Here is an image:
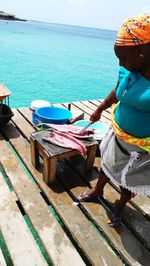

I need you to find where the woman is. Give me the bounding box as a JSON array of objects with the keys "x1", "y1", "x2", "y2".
[{"x1": 78, "y1": 14, "x2": 150, "y2": 227}]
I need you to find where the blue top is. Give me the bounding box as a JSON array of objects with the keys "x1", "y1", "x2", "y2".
[{"x1": 115, "y1": 67, "x2": 150, "y2": 137}]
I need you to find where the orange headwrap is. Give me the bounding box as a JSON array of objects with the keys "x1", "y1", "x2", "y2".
[{"x1": 115, "y1": 13, "x2": 150, "y2": 46}]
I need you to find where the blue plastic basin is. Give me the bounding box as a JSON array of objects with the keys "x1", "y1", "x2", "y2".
[
  {"x1": 74, "y1": 120, "x2": 109, "y2": 132},
  {"x1": 74, "y1": 120, "x2": 110, "y2": 140},
  {"x1": 35, "y1": 106, "x2": 72, "y2": 124}
]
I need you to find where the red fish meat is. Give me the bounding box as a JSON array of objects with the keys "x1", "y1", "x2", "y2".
[
  {"x1": 43, "y1": 130, "x2": 87, "y2": 157},
  {"x1": 45, "y1": 123, "x2": 94, "y2": 137}
]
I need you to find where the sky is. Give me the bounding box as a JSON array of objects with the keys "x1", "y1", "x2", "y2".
[{"x1": 0, "y1": 0, "x2": 150, "y2": 30}]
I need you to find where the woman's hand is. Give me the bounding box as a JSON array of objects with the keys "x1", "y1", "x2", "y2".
[
  {"x1": 90, "y1": 86, "x2": 118, "y2": 123},
  {"x1": 89, "y1": 85, "x2": 118, "y2": 123},
  {"x1": 90, "y1": 108, "x2": 102, "y2": 123}
]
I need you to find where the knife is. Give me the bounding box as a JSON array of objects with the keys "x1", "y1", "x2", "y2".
[{"x1": 79, "y1": 121, "x2": 93, "y2": 134}]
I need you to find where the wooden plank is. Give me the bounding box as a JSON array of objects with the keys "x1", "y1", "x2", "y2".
[
  {"x1": 0, "y1": 124, "x2": 41, "y2": 192},
  {"x1": 131, "y1": 196, "x2": 150, "y2": 217},
  {"x1": 81, "y1": 100, "x2": 111, "y2": 120},
  {"x1": 58, "y1": 161, "x2": 150, "y2": 265},
  {"x1": 18, "y1": 107, "x2": 33, "y2": 125},
  {"x1": 0, "y1": 173, "x2": 47, "y2": 266},
  {"x1": 72, "y1": 101, "x2": 111, "y2": 124},
  {"x1": 1, "y1": 118, "x2": 122, "y2": 265},
  {"x1": 18, "y1": 107, "x2": 32, "y2": 122},
  {"x1": 11, "y1": 108, "x2": 34, "y2": 139},
  {"x1": 90, "y1": 99, "x2": 112, "y2": 114},
  {"x1": 0, "y1": 248, "x2": 7, "y2": 266},
  {"x1": 62, "y1": 103, "x2": 90, "y2": 120},
  {"x1": 44, "y1": 187, "x2": 123, "y2": 266},
  {"x1": 0, "y1": 136, "x2": 86, "y2": 266}
]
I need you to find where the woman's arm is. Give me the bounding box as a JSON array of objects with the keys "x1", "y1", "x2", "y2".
[{"x1": 90, "y1": 83, "x2": 119, "y2": 123}]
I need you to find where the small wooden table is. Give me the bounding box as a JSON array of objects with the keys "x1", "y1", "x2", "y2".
[{"x1": 30, "y1": 130, "x2": 98, "y2": 185}]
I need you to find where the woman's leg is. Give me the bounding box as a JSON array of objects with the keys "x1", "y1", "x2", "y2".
[
  {"x1": 114, "y1": 186, "x2": 132, "y2": 217},
  {"x1": 108, "y1": 186, "x2": 132, "y2": 227},
  {"x1": 92, "y1": 169, "x2": 110, "y2": 196},
  {"x1": 78, "y1": 169, "x2": 110, "y2": 200},
  {"x1": 113, "y1": 187, "x2": 132, "y2": 217}
]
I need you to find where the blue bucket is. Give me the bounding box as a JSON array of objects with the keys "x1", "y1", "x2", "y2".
[
  {"x1": 35, "y1": 106, "x2": 72, "y2": 124},
  {"x1": 30, "y1": 100, "x2": 51, "y2": 124}
]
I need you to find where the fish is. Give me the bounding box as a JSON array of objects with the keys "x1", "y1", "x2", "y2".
[
  {"x1": 43, "y1": 130, "x2": 87, "y2": 157},
  {"x1": 42, "y1": 123, "x2": 94, "y2": 137}
]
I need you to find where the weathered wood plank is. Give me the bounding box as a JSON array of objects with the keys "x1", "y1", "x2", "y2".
[
  {"x1": 18, "y1": 107, "x2": 32, "y2": 121},
  {"x1": 18, "y1": 107, "x2": 34, "y2": 126},
  {"x1": 0, "y1": 173, "x2": 47, "y2": 266},
  {"x1": 59, "y1": 161, "x2": 150, "y2": 265},
  {"x1": 0, "y1": 136, "x2": 86, "y2": 266},
  {"x1": 81, "y1": 100, "x2": 111, "y2": 120},
  {"x1": 1, "y1": 117, "x2": 122, "y2": 265},
  {"x1": 62, "y1": 103, "x2": 90, "y2": 120},
  {"x1": 11, "y1": 108, "x2": 34, "y2": 139},
  {"x1": 45, "y1": 184, "x2": 123, "y2": 266},
  {"x1": 131, "y1": 196, "x2": 150, "y2": 217},
  {"x1": 90, "y1": 99, "x2": 112, "y2": 114},
  {"x1": 72, "y1": 101, "x2": 110, "y2": 124},
  {"x1": 0, "y1": 248, "x2": 7, "y2": 266}
]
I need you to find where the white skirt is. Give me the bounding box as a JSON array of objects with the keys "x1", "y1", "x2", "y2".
[{"x1": 100, "y1": 129, "x2": 150, "y2": 196}]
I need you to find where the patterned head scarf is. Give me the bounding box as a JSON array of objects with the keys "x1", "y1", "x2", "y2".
[{"x1": 115, "y1": 14, "x2": 150, "y2": 46}]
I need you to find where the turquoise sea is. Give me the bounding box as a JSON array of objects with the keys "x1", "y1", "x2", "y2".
[{"x1": 0, "y1": 20, "x2": 119, "y2": 108}]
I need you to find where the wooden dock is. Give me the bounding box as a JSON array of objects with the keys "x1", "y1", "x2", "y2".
[{"x1": 0, "y1": 99, "x2": 150, "y2": 266}]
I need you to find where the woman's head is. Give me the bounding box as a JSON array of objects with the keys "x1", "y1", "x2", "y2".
[
  {"x1": 114, "y1": 43, "x2": 150, "y2": 72},
  {"x1": 114, "y1": 14, "x2": 150, "y2": 73}
]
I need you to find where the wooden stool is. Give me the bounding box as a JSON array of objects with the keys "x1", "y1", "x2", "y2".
[{"x1": 30, "y1": 130, "x2": 98, "y2": 185}]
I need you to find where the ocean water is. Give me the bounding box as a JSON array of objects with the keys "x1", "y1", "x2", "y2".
[{"x1": 0, "y1": 20, "x2": 119, "y2": 108}]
